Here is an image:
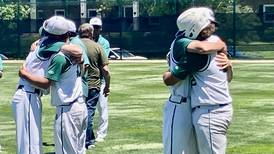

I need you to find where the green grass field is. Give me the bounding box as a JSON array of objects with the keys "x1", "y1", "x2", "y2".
[{"x1": 0, "y1": 60, "x2": 274, "y2": 154}]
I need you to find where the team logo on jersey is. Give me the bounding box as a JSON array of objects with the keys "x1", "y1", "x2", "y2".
[{"x1": 48, "y1": 70, "x2": 54, "y2": 75}]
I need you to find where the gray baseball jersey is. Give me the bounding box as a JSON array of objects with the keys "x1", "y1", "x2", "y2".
[
  {"x1": 191, "y1": 35, "x2": 233, "y2": 154},
  {"x1": 191, "y1": 35, "x2": 232, "y2": 107}
]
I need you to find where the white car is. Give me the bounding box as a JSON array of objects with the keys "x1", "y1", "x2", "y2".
[
  {"x1": 0, "y1": 54, "x2": 8, "y2": 60},
  {"x1": 108, "y1": 48, "x2": 147, "y2": 60}
]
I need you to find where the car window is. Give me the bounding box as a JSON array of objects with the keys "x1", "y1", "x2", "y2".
[
  {"x1": 116, "y1": 50, "x2": 134, "y2": 57},
  {"x1": 108, "y1": 50, "x2": 118, "y2": 59}
]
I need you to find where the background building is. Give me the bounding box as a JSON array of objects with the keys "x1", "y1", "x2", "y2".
[{"x1": 0, "y1": 0, "x2": 274, "y2": 59}]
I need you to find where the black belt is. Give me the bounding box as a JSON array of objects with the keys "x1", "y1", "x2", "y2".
[
  {"x1": 169, "y1": 95, "x2": 187, "y2": 104},
  {"x1": 59, "y1": 96, "x2": 85, "y2": 107},
  {"x1": 192, "y1": 103, "x2": 229, "y2": 112},
  {"x1": 18, "y1": 85, "x2": 41, "y2": 95}
]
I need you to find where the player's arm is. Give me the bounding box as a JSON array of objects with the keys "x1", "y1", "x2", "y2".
[
  {"x1": 163, "y1": 71, "x2": 180, "y2": 86},
  {"x1": 61, "y1": 44, "x2": 83, "y2": 64},
  {"x1": 19, "y1": 55, "x2": 66, "y2": 89},
  {"x1": 82, "y1": 49, "x2": 90, "y2": 77},
  {"x1": 101, "y1": 64, "x2": 110, "y2": 97},
  {"x1": 187, "y1": 39, "x2": 227, "y2": 54},
  {"x1": 19, "y1": 66, "x2": 52, "y2": 89},
  {"x1": 30, "y1": 39, "x2": 40, "y2": 52},
  {"x1": 215, "y1": 52, "x2": 233, "y2": 82},
  {"x1": 99, "y1": 46, "x2": 111, "y2": 97}
]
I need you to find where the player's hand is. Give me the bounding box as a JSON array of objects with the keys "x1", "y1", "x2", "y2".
[
  {"x1": 215, "y1": 52, "x2": 232, "y2": 70},
  {"x1": 217, "y1": 39, "x2": 227, "y2": 54},
  {"x1": 103, "y1": 86, "x2": 110, "y2": 97},
  {"x1": 30, "y1": 40, "x2": 39, "y2": 52},
  {"x1": 18, "y1": 65, "x2": 27, "y2": 78}
]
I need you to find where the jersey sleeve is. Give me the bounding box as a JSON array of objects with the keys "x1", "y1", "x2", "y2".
[
  {"x1": 172, "y1": 38, "x2": 192, "y2": 62},
  {"x1": 170, "y1": 38, "x2": 192, "y2": 79},
  {"x1": 46, "y1": 55, "x2": 67, "y2": 82},
  {"x1": 171, "y1": 37, "x2": 209, "y2": 78}
]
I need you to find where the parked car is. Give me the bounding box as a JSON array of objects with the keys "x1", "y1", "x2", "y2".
[
  {"x1": 108, "y1": 48, "x2": 147, "y2": 60},
  {"x1": 0, "y1": 54, "x2": 8, "y2": 60}
]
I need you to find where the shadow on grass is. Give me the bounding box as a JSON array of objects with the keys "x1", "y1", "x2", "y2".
[{"x1": 44, "y1": 152, "x2": 55, "y2": 154}]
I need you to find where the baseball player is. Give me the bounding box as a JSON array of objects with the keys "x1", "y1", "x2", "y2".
[
  {"x1": 11, "y1": 16, "x2": 71, "y2": 154},
  {"x1": 78, "y1": 23, "x2": 110, "y2": 149},
  {"x1": 163, "y1": 7, "x2": 228, "y2": 154},
  {"x1": 89, "y1": 17, "x2": 111, "y2": 142},
  {"x1": 163, "y1": 7, "x2": 233, "y2": 154},
  {"x1": 19, "y1": 35, "x2": 87, "y2": 154},
  {"x1": 12, "y1": 16, "x2": 84, "y2": 154}
]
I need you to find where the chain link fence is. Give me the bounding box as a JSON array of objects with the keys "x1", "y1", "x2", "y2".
[{"x1": 0, "y1": 0, "x2": 274, "y2": 59}]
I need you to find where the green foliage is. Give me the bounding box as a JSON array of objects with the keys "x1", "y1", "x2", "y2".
[
  {"x1": 139, "y1": 1, "x2": 177, "y2": 16},
  {"x1": 0, "y1": 3, "x2": 30, "y2": 20},
  {"x1": 96, "y1": 1, "x2": 113, "y2": 17}
]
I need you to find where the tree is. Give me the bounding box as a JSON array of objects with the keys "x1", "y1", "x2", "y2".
[
  {"x1": 0, "y1": 3, "x2": 30, "y2": 57},
  {"x1": 0, "y1": 3, "x2": 30, "y2": 20}
]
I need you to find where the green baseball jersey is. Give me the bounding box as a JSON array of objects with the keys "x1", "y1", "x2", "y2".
[
  {"x1": 170, "y1": 37, "x2": 208, "y2": 79},
  {"x1": 46, "y1": 54, "x2": 71, "y2": 82},
  {"x1": 0, "y1": 57, "x2": 3, "y2": 71},
  {"x1": 80, "y1": 38, "x2": 109, "y2": 90},
  {"x1": 47, "y1": 52, "x2": 83, "y2": 106},
  {"x1": 37, "y1": 37, "x2": 65, "y2": 59},
  {"x1": 97, "y1": 35, "x2": 110, "y2": 57}
]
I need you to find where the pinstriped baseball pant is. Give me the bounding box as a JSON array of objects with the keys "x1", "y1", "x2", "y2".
[
  {"x1": 163, "y1": 99, "x2": 198, "y2": 154},
  {"x1": 54, "y1": 101, "x2": 87, "y2": 154},
  {"x1": 192, "y1": 104, "x2": 233, "y2": 154},
  {"x1": 12, "y1": 88, "x2": 43, "y2": 154}
]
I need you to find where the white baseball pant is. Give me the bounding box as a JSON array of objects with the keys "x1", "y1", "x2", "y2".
[
  {"x1": 12, "y1": 86, "x2": 42, "y2": 154},
  {"x1": 96, "y1": 79, "x2": 109, "y2": 139},
  {"x1": 163, "y1": 96, "x2": 198, "y2": 154},
  {"x1": 54, "y1": 100, "x2": 87, "y2": 154},
  {"x1": 192, "y1": 104, "x2": 233, "y2": 154}
]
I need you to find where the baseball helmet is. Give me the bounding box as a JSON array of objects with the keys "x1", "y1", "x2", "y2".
[
  {"x1": 176, "y1": 8, "x2": 211, "y2": 39},
  {"x1": 66, "y1": 19, "x2": 77, "y2": 37},
  {"x1": 89, "y1": 17, "x2": 102, "y2": 26},
  {"x1": 42, "y1": 16, "x2": 69, "y2": 35},
  {"x1": 197, "y1": 7, "x2": 218, "y2": 26}
]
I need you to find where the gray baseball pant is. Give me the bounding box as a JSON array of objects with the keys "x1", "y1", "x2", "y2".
[{"x1": 192, "y1": 104, "x2": 233, "y2": 154}]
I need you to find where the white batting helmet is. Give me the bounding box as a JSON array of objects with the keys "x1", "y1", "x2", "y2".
[
  {"x1": 67, "y1": 19, "x2": 76, "y2": 33},
  {"x1": 177, "y1": 8, "x2": 211, "y2": 39},
  {"x1": 89, "y1": 17, "x2": 102, "y2": 26},
  {"x1": 197, "y1": 7, "x2": 218, "y2": 25},
  {"x1": 42, "y1": 16, "x2": 69, "y2": 35},
  {"x1": 66, "y1": 19, "x2": 77, "y2": 37}
]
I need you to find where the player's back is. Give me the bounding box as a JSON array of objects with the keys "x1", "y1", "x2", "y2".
[
  {"x1": 19, "y1": 37, "x2": 64, "y2": 91},
  {"x1": 191, "y1": 35, "x2": 232, "y2": 107}
]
